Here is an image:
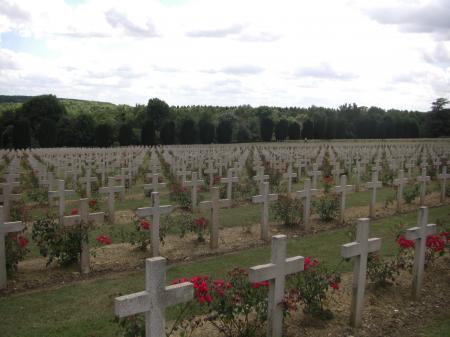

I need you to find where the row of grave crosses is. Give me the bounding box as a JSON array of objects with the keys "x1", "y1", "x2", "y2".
[{"x1": 114, "y1": 206, "x2": 436, "y2": 337}]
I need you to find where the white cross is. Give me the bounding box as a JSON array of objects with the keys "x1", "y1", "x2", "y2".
[
  {"x1": 334, "y1": 175, "x2": 353, "y2": 223},
  {"x1": 48, "y1": 179, "x2": 76, "y2": 223},
  {"x1": 204, "y1": 165, "x2": 218, "y2": 187},
  {"x1": 438, "y1": 166, "x2": 449, "y2": 203},
  {"x1": 0, "y1": 206, "x2": 24, "y2": 289},
  {"x1": 199, "y1": 186, "x2": 230, "y2": 249},
  {"x1": 144, "y1": 173, "x2": 167, "y2": 193},
  {"x1": 136, "y1": 192, "x2": 173, "y2": 257},
  {"x1": 416, "y1": 168, "x2": 430, "y2": 206},
  {"x1": 309, "y1": 163, "x2": 322, "y2": 189},
  {"x1": 393, "y1": 169, "x2": 408, "y2": 212},
  {"x1": 176, "y1": 167, "x2": 190, "y2": 184},
  {"x1": 249, "y1": 235, "x2": 304, "y2": 337},
  {"x1": 252, "y1": 182, "x2": 278, "y2": 241},
  {"x1": 0, "y1": 183, "x2": 21, "y2": 222},
  {"x1": 62, "y1": 198, "x2": 104, "y2": 274},
  {"x1": 295, "y1": 178, "x2": 318, "y2": 230},
  {"x1": 253, "y1": 167, "x2": 269, "y2": 193},
  {"x1": 282, "y1": 164, "x2": 297, "y2": 193},
  {"x1": 79, "y1": 167, "x2": 98, "y2": 198},
  {"x1": 331, "y1": 162, "x2": 344, "y2": 182},
  {"x1": 352, "y1": 161, "x2": 364, "y2": 192},
  {"x1": 405, "y1": 206, "x2": 436, "y2": 299},
  {"x1": 99, "y1": 177, "x2": 125, "y2": 223},
  {"x1": 341, "y1": 218, "x2": 381, "y2": 327},
  {"x1": 115, "y1": 257, "x2": 194, "y2": 337},
  {"x1": 366, "y1": 170, "x2": 382, "y2": 218},
  {"x1": 220, "y1": 168, "x2": 238, "y2": 203},
  {"x1": 183, "y1": 172, "x2": 204, "y2": 211}
]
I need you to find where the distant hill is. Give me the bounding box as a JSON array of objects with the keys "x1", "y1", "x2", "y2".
[{"x1": 0, "y1": 95, "x2": 123, "y2": 115}]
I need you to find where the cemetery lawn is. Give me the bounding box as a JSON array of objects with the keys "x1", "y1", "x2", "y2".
[
  {"x1": 1, "y1": 205, "x2": 449, "y2": 337},
  {"x1": 420, "y1": 313, "x2": 450, "y2": 337}
]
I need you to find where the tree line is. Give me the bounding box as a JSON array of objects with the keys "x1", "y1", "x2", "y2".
[{"x1": 0, "y1": 95, "x2": 448, "y2": 149}]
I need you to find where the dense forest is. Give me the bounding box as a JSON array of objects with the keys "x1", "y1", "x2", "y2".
[{"x1": 0, "y1": 94, "x2": 449, "y2": 149}]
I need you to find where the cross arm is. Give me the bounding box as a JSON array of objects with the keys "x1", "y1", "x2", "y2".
[
  {"x1": 285, "y1": 256, "x2": 304, "y2": 275},
  {"x1": 341, "y1": 242, "x2": 360, "y2": 259},
  {"x1": 115, "y1": 291, "x2": 150, "y2": 318},
  {"x1": 165, "y1": 282, "x2": 194, "y2": 307},
  {"x1": 0, "y1": 221, "x2": 24, "y2": 234},
  {"x1": 405, "y1": 224, "x2": 436, "y2": 241},
  {"x1": 249, "y1": 263, "x2": 275, "y2": 283},
  {"x1": 136, "y1": 207, "x2": 153, "y2": 218},
  {"x1": 367, "y1": 238, "x2": 382, "y2": 253},
  {"x1": 199, "y1": 201, "x2": 212, "y2": 210},
  {"x1": 252, "y1": 195, "x2": 263, "y2": 203},
  {"x1": 219, "y1": 199, "x2": 231, "y2": 208},
  {"x1": 160, "y1": 205, "x2": 173, "y2": 215},
  {"x1": 63, "y1": 215, "x2": 82, "y2": 227}
]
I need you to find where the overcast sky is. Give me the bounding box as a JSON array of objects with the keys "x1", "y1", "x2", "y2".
[{"x1": 0, "y1": 0, "x2": 449, "y2": 111}]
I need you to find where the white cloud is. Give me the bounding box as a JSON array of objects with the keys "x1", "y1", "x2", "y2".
[{"x1": 0, "y1": 0, "x2": 448, "y2": 110}]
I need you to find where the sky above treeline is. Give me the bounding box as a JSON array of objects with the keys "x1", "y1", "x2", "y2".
[{"x1": 0, "y1": 0, "x2": 449, "y2": 111}]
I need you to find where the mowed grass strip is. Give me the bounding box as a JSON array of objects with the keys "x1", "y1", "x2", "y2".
[{"x1": 1, "y1": 205, "x2": 449, "y2": 337}]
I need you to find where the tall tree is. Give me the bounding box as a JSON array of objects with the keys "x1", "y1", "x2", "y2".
[
  {"x1": 198, "y1": 119, "x2": 215, "y2": 144},
  {"x1": 74, "y1": 113, "x2": 95, "y2": 146},
  {"x1": 288, "y1": 122, "x2": 301, "y2": 140},
  {"x1": 20, "y1": 95, "x2": 66, "y2": 132},
  {"x1": 95, "y1": 123, "x2": 114, "y2": 147},
  {"x1": 118, "y1": 123, "x2": 134, "y2": 146},
  {"x1": 147, "y1": 98, "x2": 170, "y2": 131},
  {"x1": 160, "y1": 121, "x2": 175, "y2": 145},
  {"x1": 179, "y1": 118, "x2": 197, "y2": 144},
  {"x1": 275, "y1": 119, "x2": 289, "y2": 141},
  {"x1": 260, "y1": 117, "x2": 274, "y2": 142},
  {"x1": 37, "y1": 119, "x2": 57, "y2": 147},
  {"x1": 12, "y1": 120, "x2": 31, "y2": 148},
  {"x1": 302, "y1": 119, "x2": 314, "y2": 139},
  {"x1": 141, "y1": 120, "x2": 155, "y2": 145}
]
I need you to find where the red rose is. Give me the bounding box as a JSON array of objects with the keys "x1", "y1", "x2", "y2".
[
  {"x1": 396, "y1": 235, "x2": 415, "y2": 249},
  {"x1": 195, "y1": 217, "x2": 208, "y2": 228},
  {"x1": 96, "y1": 235, "x2": 112, "y2": 245},
  {"x1": 330, "y1": 282, "x2": 339, "y2": 290},
  {"x1": 139, "y1": 219, "x2": 151, "y2": 230},
  {"x1": 17, "y1": 235, "x2": 29, "y2": 248},
  {"x1": 89, "y1": 200, "x2": 97, "y2": 207},
  {"x1": 71, "y1": 208, "x2": 78, "y2": 215}
]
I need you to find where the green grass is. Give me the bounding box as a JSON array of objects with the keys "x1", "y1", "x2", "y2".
[
  {"x1": 1, "y1": 205, "x2": 449, "y2": 337},
  {"x1": 419, "y1": 311, "x2": 450, "y2": 337}
]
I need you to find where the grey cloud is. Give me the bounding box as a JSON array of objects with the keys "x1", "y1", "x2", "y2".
[
  {"x1": 295, "y1": 63, "x2": 356, "y2": 80},
  {"x1": 0, "y1": 1, "x2": 29, "y2": 22},
  {"x1": 423, "y1": 42, "x2": 450, "y2": 66},
  {"x1": 0, "y1": 50, "x2": 19, "y2": 70},
  {"x1": 105, "y1": 10, "x2": 159, "y2": 37},
  {"x1": 366, "y1": 0, "x2": 450, "y2": 40},
  {"x1": 204, "y1": 65, "x2": 264, "y2": 75},
  {"x1": 186, "y1": 24, "x2": 244, "y2": 38}
]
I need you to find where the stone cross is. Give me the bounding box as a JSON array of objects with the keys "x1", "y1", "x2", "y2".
[
  {"x1": 220, "y1": 168, "x2": 238, "y2": 203},
  {"x1": 334, "y1": 175, "x2": 353, "y2": 223},
  {"x1": 0, "y1": 183, "x2": 21, "y2": 222},
  {"x1": 79, "y1": 167, "x2": 97, "y2": 198},
  {"x1": 249, "y1": 235, "x2": 304, "y2": 337},
  {"x1": 331, "y1": 162, "x2": 344, "y2": 182},
  {"x1": 115, "y1": 257, "x2": 194, "y2": 337},
  {"x1": 294, "y1": 159, "x2": 307, "y2": 180},
  {"x1": 437, "y1": 166, "x2": 449, "y2": 203},
  {"x1": 405, "y1": 161, "x2": 415, "y2": 179},
  {"x1": 99, "y1": 177, "x2": 125, "y2": 223},
  {"x1": 176, "y1": 167, "x2": 190, "y2": 184},
  {"x1": 416, "y1": 168, "x2": 430, "y2": 206},
  {"x1": 144, "y1": 173, "x2": 167, "y2": 193},
  {"x1": 183, "y1": 172, "x2": 204, "y2": 211},
  {"x1": 204, "y1": 164, "x2": 218, "y2": 187},
  {"x1": 253, "y1": 168, "x2": 269, "y2": 193},
  {"x1": 295, "y1": 178, "x2": 318, "y2": 231},
  {"x1": 48, "y1": 179, "x2": 76, "y2": 223},
  {"x1": 282, "y1": 164, "x2": 297, "y2": 193},
  {"x1": 405, "y1": 207, "x2": 436, "y2": 299},
  {"x1": 393, "y1": 169, "x2": 408, "y2": 212},
  {"x1": 199, "y1": 186, "x2": 230, "y2": 249},
  {"x1": 252, "y1": 182, "x2": 278, "y2": 242},
  {"x1": 0, "y1": 206, "x2": 24, "y2": 289},
  {"x1": 353, "y1": 161, "x2": 363, "y2": 192},
  {"x1": 341, "y1": 218, "x2": 381, "y2": 327},
  {"x1": 62, "y1": 198, "x2": 104, "y2": 274},
  {"x1": 366, "y1": 170, "x2": 382, "y2": 218},
  {"x1": 136, "y1": 192, "x2": 173, "y2": 257},
  {"x1": 309, "y1": 163, "x2": 322, "y2": 189}
]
